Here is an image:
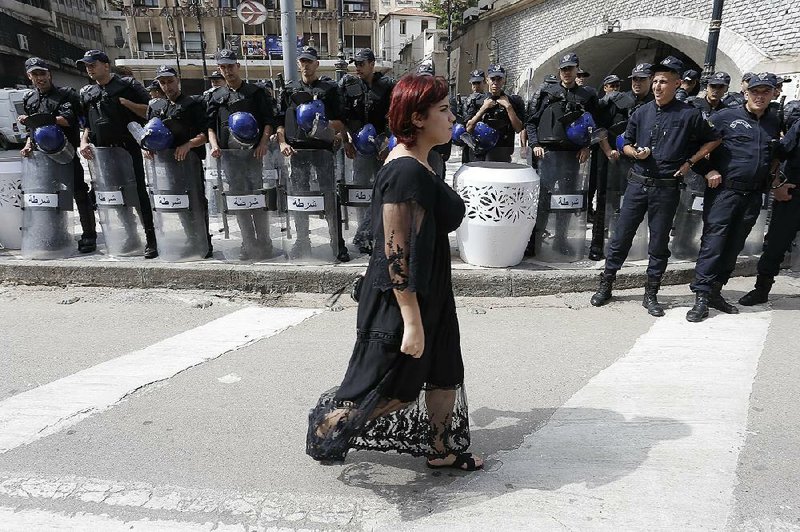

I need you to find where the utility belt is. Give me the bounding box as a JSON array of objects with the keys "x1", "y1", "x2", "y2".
[
  {"x1": 720, "y1": 180, "x2": 764, "y2": 193},
  {"x1": 627, "y1": 171, "x2": 680, "y2": 188}
]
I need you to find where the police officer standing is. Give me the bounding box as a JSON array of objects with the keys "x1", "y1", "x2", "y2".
[
  {"x1": 145, "y1": 65, "x2": 211, "y2": 257},
  {"x1": 721, "y1": 72, "x2": 753, "y2": 108},
  {"x1": 202, "y1": 70, "x2": 226, "y2": 104},
  {"x1": 18, "y1": 57, "x2": 97, "y2": 253},
  {"x1": 676, "y1": 69, "x2": 700, "y2": 102},
  {"x1": 466, "y1": 64, "x2": 525, "y2": 162},
  {"x1": 207, "y1": 49, "x2": 276, "y2": 260},
  {"x1": 339, "y1": 48, "x2": 394, "y2": 253},
  {"x1": 739, "y1": 97, "x2": 800, "y2": 306},
  {"x1": 277, "y1": 46, "x2": 349, "y2": 261},
  {"x1": 459, "y1": 69, "x2": 487, "y2": 163},
  {"x1": 76, "y1": 50, "x2": 156, "y2": 258},
  {"x1": 686, "y1": 73, "x2": 783, "y2": 321},
  {"x1": 590, "y1": 56, "x2": 720, "y2": 316},
  {"x1": 688, "y1": 71, "x2": 730, "y2": 119}
]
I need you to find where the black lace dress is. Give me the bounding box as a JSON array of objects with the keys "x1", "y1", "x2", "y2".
[{"x1": 306, "y1": 156, "x2": 469, "y2": 462}]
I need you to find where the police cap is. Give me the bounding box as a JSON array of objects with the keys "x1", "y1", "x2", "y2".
[
  {"x1": 145, "y1": 80, "x2": 161, "y2": 91},
  {"x1": 653, "y1": 56, "x2": 684, "y2": 76},
  {"x1": 417, "y1": 62, "x2": 435, "y2": 76},
  {"x1": 215, "y1": 49, "x2": 238, "y2": 65},
  {"x1": 559, "y1": 52, "x2": 579, "y2": 68},
  {"x1": 487, "y1": 64, "x2": 506, "y2": 79},
  {"x1": 742, "y1": 72, "x2": 755, "y2": 82},
  {"x1": 207, "y1": 70, "x2": 224, "y2": 80},
  {"x1": 154, "y1": 65, "x2": 178, "y2": 79},
  {"x1": 708, "y1": 71, "x2": 731, "y2": 87},
  {"x1": 629, "y1": 63, "x2": 653, "y2": 79},
  {"x1": 469, "y1": 69, "x2": 485, "y2": 83},
  {"x1": 602, "y1": 74, "x2": 621, "y2": 85},
  {"x1": 351, "y1": 48, "x2": 376, "y2": 63},
  {"x1": 77, "y1": 49, "x2": 110, "y2": 66},
  {"x1": 577, "y1": 68, "x2": 590, "y2": 78},
  {"x1": 747, "y1": 72, "x2": 777, "y2": 90},
  {"x1": 682, "y1": 69, "x2": 700, "y2": 81},
  {"x1": 25, "y1": 57, "x2": 49, "y2": 73},
  {"x1": 544, "y1": 74, "x2": 558, "y2": 84},
  {"x1": 298, "y1": 46, "x2": 319, "y2": 61},
  {"x1": 777, "y1": 75, "x2": 791, "y2": 84}
]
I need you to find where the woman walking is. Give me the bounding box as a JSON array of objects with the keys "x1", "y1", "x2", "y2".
[{"x1": 306, "y1": 74, "x2": 483, "y2": 471}]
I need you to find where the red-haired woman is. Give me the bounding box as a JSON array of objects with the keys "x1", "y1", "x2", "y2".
[{"x1": 306, "y1": 74, "x2": 483, "y2": 471}]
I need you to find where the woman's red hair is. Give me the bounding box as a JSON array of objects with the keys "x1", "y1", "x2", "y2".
[{"x1": 388, "y1": 74, "x2": 449, "y2": 148}]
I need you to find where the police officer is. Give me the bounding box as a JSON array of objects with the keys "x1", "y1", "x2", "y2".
[
  {"x1": 18, "y1": 57, "x2": 97, "y2": 253},
  {"x1": 590, "y1": 56, "x2": 720, "y2": 316},
  {"x1": 339, "y1": 47, "x2": 394, "y2": 253},
  {"x1": 676, "y1": 69, "x2": 700, "y2": 101},
  {"x1": 145, "y1": 65, "x2": 212, "y2": 257},
  {"x1": 466, "y1": 64, "x2": 525, "y2": 162},
  {"x1": 277, "y1": 46, "x2": 349, "y2": 261},
  {"x1": 576, "y1": 68, "x2": 598, "y2": 98},
  {"x1": 459, "y1": 69, "x2": 487, "y2": 163},
  {"x1": 202, "y1": 70, "x2": 226, "y2": 104},
  {"x1": 146, "y1": 80, "x2": 165, "y2": 101},
  {"x1": 686, "y1": 73, "x2": 782, "y2": 321},
  {"x1": 76, "y1": 49, "x2": 156, "y2": 258},
  {"x1": 207, "y1": 49, "x2": 276, "y2": 260},
  {"x1": 688, "y1": 71, "x2": 730, "y2": 119},
  {"x1": 739, "y1": 98, "x2": 800, "y2": 306},
  {"x1": 721, "y1": 72, "x2": 753, "y2": 108}
]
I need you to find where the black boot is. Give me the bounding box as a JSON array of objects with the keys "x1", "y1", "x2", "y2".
[
  {"x1": 686, "y1": 292, "x2": 710, "y2": 322},
  {"x1": 144, "y1": 230, "x2": 158, "y2": 259},
  {"x1": 77, "y1": 235, "x2": 97, "y2": 254},
  {"x1": 642, "y1": 277, "x2": 665, "y2": 317},
  {"x1": 590, "y1": 272, "x2": 615, "y2": 307},
  {"x1": 739, "y1": 275, "x2": 774, "y2": 306},
  {"x1": 204, "y1": 234, "x2": 213, "y2": 259},
  {"x1": 709, "y1": 281, "x2": 738, "y2": 314}
]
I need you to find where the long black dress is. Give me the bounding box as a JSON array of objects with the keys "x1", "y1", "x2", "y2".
[{"x1": 306, "y1": 156, "x2": 470, "y2": 462}]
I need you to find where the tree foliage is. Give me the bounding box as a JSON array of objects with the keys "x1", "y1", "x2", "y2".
[{"x1": 420, "y1": 0, "x2": 479, "y2": 32}]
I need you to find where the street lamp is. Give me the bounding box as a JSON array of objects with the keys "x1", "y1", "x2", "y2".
[
  {"x1": 335, "y1": 0, "x2": 347, "y2": 81},
  {"x1": 190, "y1": 0, "x2": 210, "y2": 88},
  {"x1": 487, "y1": 36, "x2": 499, "y2": 64}
]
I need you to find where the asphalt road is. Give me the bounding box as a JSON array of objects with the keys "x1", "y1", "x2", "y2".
[{"x1": 0, "y1": 277, "x2": 799, "y2": 530}]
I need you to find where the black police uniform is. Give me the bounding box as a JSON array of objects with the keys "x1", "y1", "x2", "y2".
[
  {"x1": 687, "y1": 103, "x2": 782, "y2": 318},
  {"x1": 339, "y1": 70, "x2": 394, "y2": 250},
  {"x1": 23, "y1": 84, "x2": 96, "y2": 245},
  {"x1": 472, "y1": 89, "x2": 525, "y2": 163},
  {"x1": 279, "y1": 76, "x2": 347, "y2": 257},
  {"x1": 207, "y1": 79, "x2": 276, "y2": 257},
  {"x1": 598, "y1": 81, "x2": 717, "y2": 312},
  {"x1": 80, "y1": 73, "x2": 153, "y2": 240},
  {"x1": 740, "y1": 110, "x2": 800, "y2": 303},
  {"x1": 460, "y1": 91, "x2": 487, "y2": 163},
  {"x1": 147, "y1": 92, "x2": 211, "y2": 252},
  {"x1": 688, "y1": 96, "x2": 729, "y2": 120}
]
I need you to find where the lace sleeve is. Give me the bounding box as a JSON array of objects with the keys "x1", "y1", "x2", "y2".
[{"x1": 382, "y1": 200, "x2": 426, "y2": 292}]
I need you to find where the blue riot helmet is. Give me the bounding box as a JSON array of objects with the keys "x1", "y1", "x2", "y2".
[
  {"x1": 616, "y1": 134, "x2": 625, "y2": 153},
  {"x1": 33, "y1": 125, "x2": 66, "y2": 154},
  {"x1": 387, "y1": 134, "x2": 398, "y2": 151},
  {"x1": 473, "y1": 122, "x2": 499, "y2": 153},
  {"x1": 566, "y1": 112, "x2": 597, "y2": 147},
  {"x1": 451, "y1": 123, "x2": 467, "y2": 146},
  {"x1": 140, "y1": 117, "x2": 174, "y2": 151},
  {"x1": 296, "y1": 100, "x2": 327, "y2": 134},
  {"x1": 227, "y1": 112, "x2": 259, "y2": 147},
  {"x1": 353, "y1": 123, "x2": 378, "y2": 155}
]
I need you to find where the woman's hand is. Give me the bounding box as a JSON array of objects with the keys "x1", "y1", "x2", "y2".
[{"x1": 401, "y1": 321, "x2": 425, "y2": 358}]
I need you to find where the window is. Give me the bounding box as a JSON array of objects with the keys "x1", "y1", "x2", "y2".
[
  {"x1": 218, "y1": 0, "x2": 237, "y2": 7},
  {"x1": 137, "y1": 31, "x2": 164, "y2": 52},
  {"x1": 343, "y1": 0, "x2": 369, "y2": 12},
  {"x1": 302, "y1": 0, "x2": 325, "y2": 8},
  {"x1": 133, "y1": 0, "x2": 159, "y2": 6},
  {"x1": 114, "y1": 25, "x2": 124, "y2": 39},
  {"x1": 183, "y1": 31, "x2": 203, "y2": 55},
  {"x1": 302, "y1": 32, "x2": 328, "y2": 55},
  {"x1": 421, "y1": 20, "x2": 428, "y2": 31},
  {"x1": 399, "y1": 20, "x2": 406, "y2": 34}
]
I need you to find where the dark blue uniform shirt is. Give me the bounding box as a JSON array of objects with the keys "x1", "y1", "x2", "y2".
[
  {"x1": 707, "y1": 106, "x2": 781, "y2": 191},
  {"x1": 780, "y1": 118, "x2": 800, "y2": 182},
  {"x1": 624, "y1": 98, "x2": 717, "y2": 178}
]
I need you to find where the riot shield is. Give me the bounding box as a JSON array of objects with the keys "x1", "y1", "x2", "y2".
[
  {"x1": 145, "y1": 150, "x2": 209, "y2": 261},
  {"x1": 20, "y1": 151, "x2": 74, "y2": 259},
  {"x1": 533, "y1": 150, "x2": 589, "y2": 262},
  {"x1": 741, "y1": 193, "x2": 770, "y2": 256},
  {"x1": 217, "y1": 149, "x2": 280, "y2": 261},
  {"x1": 340, "y1": 151, "x2": 379, "y2": 255},
  {"x1": 0, "y1": 160, "x2": 23, "y2": 250},
  {"x1": 282, "y1": 149, "x2": 342, "y2": 263},
  {"x1": 87, "y1": 147, "x2": 145, "y2": 257},
  {"x1": 671, "y1": 172, "x2": 706, "y2": 261}
]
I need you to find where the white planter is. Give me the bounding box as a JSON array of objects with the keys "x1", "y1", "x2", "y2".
[
  {"x1": 454, "y1": 162, "x2": 540, "y2": 268},
  {"x1": 0, "y1": 160, "x2": 23, "y2": 249}
]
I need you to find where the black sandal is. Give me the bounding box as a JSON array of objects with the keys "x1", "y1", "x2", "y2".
[{"x1": 426, "y1": 452, "x2": 484, "y2": 471}]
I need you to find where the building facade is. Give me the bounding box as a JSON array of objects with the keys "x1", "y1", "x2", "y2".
[{"x1": 379, "y1": 7, "x2": 438, "y2": 64}]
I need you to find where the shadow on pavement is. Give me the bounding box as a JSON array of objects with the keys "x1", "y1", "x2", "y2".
[{"x1": 336, "y1": 406, "x2": 691, "y2": 522}]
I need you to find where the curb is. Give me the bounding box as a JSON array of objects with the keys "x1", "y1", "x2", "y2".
[{"x1": 0, "y1": 256, "x2": 759, "y2": 297}]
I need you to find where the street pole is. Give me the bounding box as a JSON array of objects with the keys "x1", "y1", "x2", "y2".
[
  {"x1": 335, "y1": 0, "x2": 347, "y2": 81},
  {"x1": 191, "y1": 0, "x2": 209, "y2": 89},
  {"x1": 701, "y1": 0, "x2": 724, "y2": 85},
  {"x1": 280, "y1": 0, "x2": 298, "y2": 82},
  {"x1": 446, "y1": 0, "x2": 452, "y2": 96}
]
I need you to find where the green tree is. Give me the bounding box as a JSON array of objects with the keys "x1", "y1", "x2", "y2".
[{"x1": 420, "y1": 0, "x2": 479, "y2": 33}]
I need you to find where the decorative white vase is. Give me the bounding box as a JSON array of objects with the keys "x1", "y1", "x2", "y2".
[
  {"x1": 454, "y1": 162, "x2": 540, "y2": 268},
  {"x1": 0, "y1": 160, "x2": 23, "y2": 250}
]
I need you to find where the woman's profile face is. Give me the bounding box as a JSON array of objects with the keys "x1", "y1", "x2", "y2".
[{"x1": 417, "y1": 97, "x2": 454, "y2": 146}]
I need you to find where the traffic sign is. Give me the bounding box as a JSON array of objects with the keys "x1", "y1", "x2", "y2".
[{"x1": 236, "y1": 0, "x2": 268, "y2": 25}]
